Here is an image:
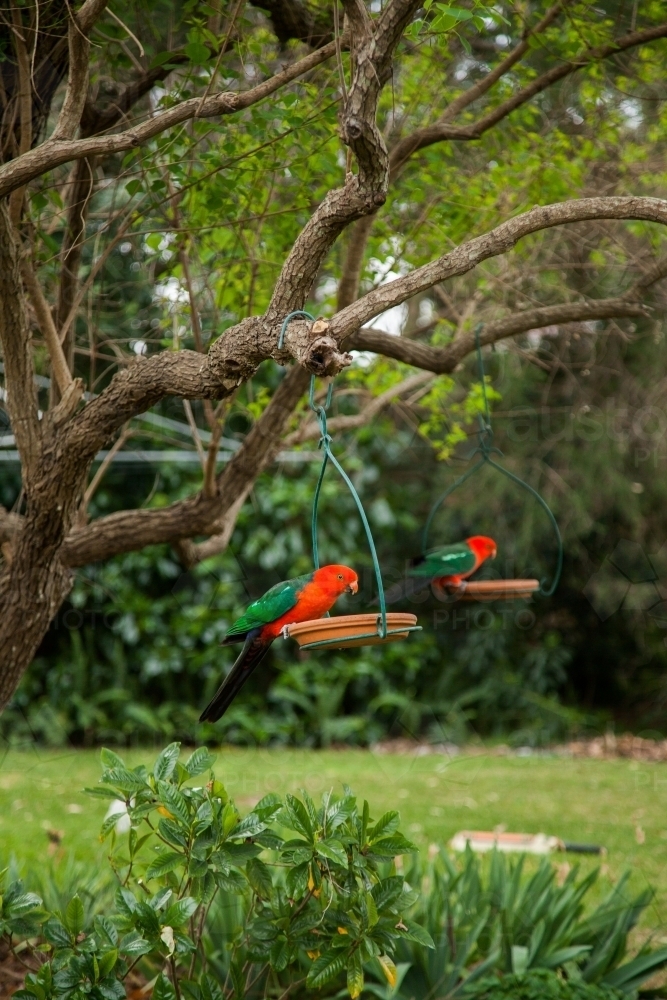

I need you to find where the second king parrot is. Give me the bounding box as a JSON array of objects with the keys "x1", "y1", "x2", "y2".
[
  {"x1": 199, "y1": 564, "x2": 358, "y2": 723},
  {"x1": 411, "y1": 535, "x2": 497, "y2": 588},
  {"x1": 384, "y1": 535, "x2": 497, "y2": 603}
]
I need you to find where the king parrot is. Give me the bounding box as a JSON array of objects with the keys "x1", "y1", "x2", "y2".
[
  {"x1": 383, "y1": 535, "x2": 497, "y2": 604},
  {"x1": 199, "y1": 564, "x2": 359, "y2": 723}
]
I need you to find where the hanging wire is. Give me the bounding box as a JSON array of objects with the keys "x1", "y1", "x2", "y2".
[
  {"x1": 278, "y1": 313, "x2": 420, "y2": 646},
  {"x1": 309, "y1": 374, "x2": 389, "y2": 638},
  {"x1": 422, "y1": 324, "x2": 563, "y2": 597},
  {"x1": 278, "y1": 310, "x2": 314, "y2": 350}
]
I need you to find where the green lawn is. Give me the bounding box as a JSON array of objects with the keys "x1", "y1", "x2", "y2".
[{"x1": 2, "y1": 745, "x2": 667, "y2": 935}]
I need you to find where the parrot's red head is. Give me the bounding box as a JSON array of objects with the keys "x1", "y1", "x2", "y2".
[
  {"x1": 314, "y1": 564, "x2": 359, "y2": 596},
  {"x1": 467, "y1": 535, "x2": 497, "y2": 560}
]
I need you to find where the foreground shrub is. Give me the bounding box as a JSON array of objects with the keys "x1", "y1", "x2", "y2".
[{"x1": 4, "y1": 743, "x2": 432, "y2": 999}]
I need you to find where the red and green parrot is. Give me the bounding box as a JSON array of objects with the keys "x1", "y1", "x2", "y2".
[
  {"x1": 384, "y1": 535, "x2": 497, "y2": 603},
  {"x1": 199, "y1": 564, "x2": 359, "y2": 723}
]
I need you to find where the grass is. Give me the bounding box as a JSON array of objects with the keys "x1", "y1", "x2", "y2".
[{"x1": 2, "y1": 745, "x2": 667, "y2": 937}]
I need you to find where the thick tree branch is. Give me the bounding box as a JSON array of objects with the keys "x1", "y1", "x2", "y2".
[
  {"x1": 0, "y1": 202, "x2": 41, "y2": 481},
  {"x1": 0, "y1": 505, "x2": 22, "y2": 546},
  {"x1": 0, "y1": 39, "x2": 342, "y2": 198},
  {"x1": 349, "y1": 299, "x2": 648, "y2": 373},
  {"x1": 61, "y1": 365, "x2": 311, "y2": 566},
  {"x1": 77, "y1": 0, "x2": 111, "y2": 34},
  {"x1": 331, "y1": 197, "x2": 667, "y2": 343}
]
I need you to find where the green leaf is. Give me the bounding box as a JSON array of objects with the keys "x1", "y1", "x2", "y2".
[
  {"x1": 316, "y1": 838, "x2": 348, "y2": 866},
  {"x1": 5, "y1": 892, "x2": 42, "y2": 917},
  {"x1": 368, "y1": 812, "x2": 400, "y2": 843},
  {"x1": 119, "y1": 931, "x2": 153, "y2": 956},
  {"x1": 102, "y1": 767, "x2": 148, "y2": 793},
  {"x1": 371, "y1": 877, "x2": 405, "y2": 912},
  {"x1": 100, "y1": 748, "x2": 126, "y2": 769},
  {"x1": 185, "y1": 40, "x2": 211, "y2": 64},
  {"x1": 153, "y1": 972, "x2": 177, "y2": 1000},
  {"x1": 400, "y1": 921, "x2": 434, "y2": 949},
  {"x1": 347, "y1": 949, "x2": 364, "y2": 999},
  {"x1": 84, "y1": 786, "x2": 122, "y2": 800},
  {"x1": 98, "y1": 979, "x2": 126, "y2": 1000},
  {"x1": 434, "y1": 3, "x2": 472, "y2": 17},
  {"x1": 270, "y1": 938, "x2": 290, "y2": 971},
  {"x1": 97, "y1": 950, "x2": 118, "y2": 979},
  {"x1": 94, "y1": 915, "x2": 118, "y2": 948},
  {"x1": 158, "y1": 781, "x2": 190, "y2": 826},
  {"x1": 369, "y1": 835, "x2": 418, "y2": 857},
  {"x1": 147, "y1": 851, "x2": 185, "y2": 880},
  {"x1": 307, "y1": 950, "x2": 347, "y2": 988},
  {"x1": 246, "y1": 858, "x2": 273, "y2": 898},
  {"x1": 43, "y1": 916, "x2": 71, "y2": 948},
  {"x1": 286, "y1": 862, "x2": 310, "y2": 899},
  {"x1": 163, "y1": 896, "x2": 198, "y2": 927},
  {"x1": 184, "y1": 747, "x2": 216, "y2": 777},
  {"x1": 154, "y1": 743, "x2": 181, "y2": 781},
  {"x1": 65, "y1": 896, "x2": 83, "y2": 938},
  {"x1": 159, "y1": 818, "x2": 188, "y2": 848},
  {"x1": 603, "y1": 947, "x2": 667, "y2": 990},
  {"x1": 283, "y1": 794, "x2": 314, "y2": 840},
  {"x1": 126, "y1": 179, "x2": 143, "y2": 197}
]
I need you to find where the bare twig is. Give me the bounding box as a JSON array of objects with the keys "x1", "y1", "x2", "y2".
[{"x1": 21, "y1": 254, "x2": 73, "y2": 394}]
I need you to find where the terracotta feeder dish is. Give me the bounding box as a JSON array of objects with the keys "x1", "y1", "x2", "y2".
[
  {"x1": 443, "y1": 579, "x2": 540, "y2": 602},
  {"x1": 285, "y1": 612, "x2": 419, "y2": 650}
]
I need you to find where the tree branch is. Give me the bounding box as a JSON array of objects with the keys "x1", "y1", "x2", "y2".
[
  {"x1": 21, "y1": 253, "x2": 73, "y2": 394},
  {"x1": 0, "y1": 202, "x2": 41, "y2": 481},
  {"x1": 0, "y1": 38, "x2": 342, "y2": 198},
  {"x1": 331, "y1": 197, "x2": 667, "y2": 343},
  {"x1": 389, "y1": 21, "x2": 667, "y2": 168},
  {"x1": 50, "y1": 5, "x2": 91, "y2": 143},
  {"x1": 349, "y1": 298, "x2": 649, "y2": 373},
  {"x1": 265, "y1": 0, "x2": 421, "y2": 324},
  {"x1": 61, "y1": 366, "x2": 311, "y2": 567},
  {"x1": 8, "y1": 5, "x2": 32, "y2": 224}
]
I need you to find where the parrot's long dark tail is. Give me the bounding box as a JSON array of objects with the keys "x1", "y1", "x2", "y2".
[{"x1": 199, "y1": 631, "x2": 271, "y2": 723}]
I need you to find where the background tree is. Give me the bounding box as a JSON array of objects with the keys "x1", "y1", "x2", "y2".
[{"x1": 1, "y1": 0, "x2": 667, "y2": 716}]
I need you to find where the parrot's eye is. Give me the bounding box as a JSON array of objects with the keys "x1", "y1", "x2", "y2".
[{"x1": 338, "y1": 574, "x2": 343, "y2": 579}]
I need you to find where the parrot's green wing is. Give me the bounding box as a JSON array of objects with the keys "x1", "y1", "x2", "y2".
[
  {"x1": 224, "y1": 573, "x2": 312, "y2": 640},
  {"x1": 409, "y1": 542, "x2": 476, "y2": 578}
]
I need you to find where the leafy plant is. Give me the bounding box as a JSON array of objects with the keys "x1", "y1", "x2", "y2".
[
  {"x1": 464, "y1": 969, "x2": 625, "y2": 1000},
  {"x1": 395, "y1": 846, "x2": 667, "y2": 998},
  {"x1": 6, "y1": 743, "x2": 432, "y2": 1000}
]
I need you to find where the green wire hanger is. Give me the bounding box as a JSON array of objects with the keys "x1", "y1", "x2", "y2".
[
  {"x1": 278, "y1": 311, "x2": 422, "y2": 648},
  {"x1": 422, "y1": 325, "x2": 563, "y2": 598}
]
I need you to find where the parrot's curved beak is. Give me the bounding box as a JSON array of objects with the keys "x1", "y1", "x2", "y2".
[
  {"x1": 346, "y1": 580, "x2": 359, "y2": 594},
  {"x1": 492, "y1": 547, "x2": 497, "y2": 559}
]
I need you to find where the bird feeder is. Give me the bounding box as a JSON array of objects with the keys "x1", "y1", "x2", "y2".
[
  {"x1": 422, "y1": 326, "x2": 562, "y2": 602},
  {"x1": 278, "y1": 311, "x2": 421, "y2": 650}
]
